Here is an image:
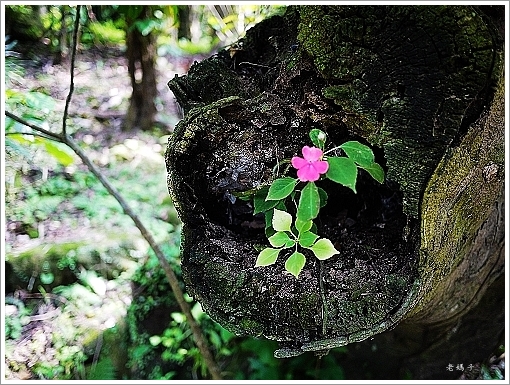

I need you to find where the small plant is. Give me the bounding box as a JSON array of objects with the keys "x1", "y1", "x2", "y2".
[{"x1": 253, "y1": 129, "x2": 385, "y2": 278}]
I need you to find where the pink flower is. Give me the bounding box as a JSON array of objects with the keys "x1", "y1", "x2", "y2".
[{"x1": 291, "y1": 146, "x2": 329, "y2": 182}]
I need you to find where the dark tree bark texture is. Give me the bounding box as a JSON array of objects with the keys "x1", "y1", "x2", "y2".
[
  {"x1": 165, "y1": 6, "x2": 505, "y2": 379},
  {"x1": 124, "y1": 6, "x2": 158, "y2": 131}
]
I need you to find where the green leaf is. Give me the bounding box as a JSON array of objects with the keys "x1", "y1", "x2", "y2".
[
  {"x1": 264, "y1": 209, "x2": 273, "y2": 229},
  {"x1": 255, "y1": 247, "x2": 281, "y2": 266},
  {"x1": 253, "y1": 187, "x2": 279, "y2": 214},
  {"x1": 318, "y1": 187, "x2": 328, "y2": 208},
  {"x1": 4, "y1": 137, "x2": 33, "y2": 159},
  {"x1": 268, "y1": 232, "x2": 295, "y2": 248},
  {"x1": 275, "y1": 201, "x2": 287, "y2": 211},
  {"x1": 285, "y1": 251, "x2": 306, "y2": 278},
  {"x1": 39, "y1": 272, "x2": 54, "y2": 285},
  {"x1": 272, "y1": 209, "x2": 293, "y2": 232},
  {"x1": 266, "y1": 177, "x2": 298, "y2": 201},
  {"x1": 43, "y1": 141, "x2": 74, "y2": 166},
  {"x1": 297, "y1": 182, "x2": 320, "y2": 221},
  {"x1": 5, "y1": 116, "x2": 15, "y2": 131},
  {"x1": 24, "y1": 91, "x2": 55, "y2": 112},
  {"x1": 326, "y1": 157, "x2": 357, "y2": 193},
  {"x1": 298, "y1": 231, "x2": 319, "y2": 248},
  {"x1": 149, "y1": 335, "x2": 162, "y2": 346},
  {"x1": 361, "y1": 162, "x2": 385, "y2": 184},
  {"x1": 6, "y1": 133, "x2": 32, "y2": 145},
  {"x1": 309, "y1": 128, "x2": 327, "y2": 149},
  {"x1": 295, "y1": 218, "x2": 313, "y2": 234},
  {"x1": 339, "y1": 141, "x2": 375, "y2": 167},
  {"x1": 308, "y1": 238, "x2": 340, "y2": 260},
  {"x1": 134, "y1": 19, "x2": 160, "y2": 36}
]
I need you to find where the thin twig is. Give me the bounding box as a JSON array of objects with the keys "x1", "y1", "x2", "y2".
[
  {"x1": 62, "y1": 4, "x2": 81, "y2": 136},
  {"x1": 60, "y1": 7, "x2": 221, "y2": 378},
  {"x1": 5, "y1": 111, "x2": 64, "y2": 142},
  {"x1": 65, "y1": 135, "x2": 223, "y2": 379}
]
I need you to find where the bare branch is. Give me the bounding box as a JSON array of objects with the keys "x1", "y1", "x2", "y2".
[
  {"x1": 62, "y1": 4, "x2": 81, "y2": 136},
  {"x1": 5, "y1": 111, "x2": 64, "y2": 142}
]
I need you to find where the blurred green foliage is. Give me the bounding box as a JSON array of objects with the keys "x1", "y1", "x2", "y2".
[
  {"x1": 126, "y1": 247, "x2": 348, "y2": 380},
  {"x1": 5, "y1": 4, "x2": 285, "y2": 55}
]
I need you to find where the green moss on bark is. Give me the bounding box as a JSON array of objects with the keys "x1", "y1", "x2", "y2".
[
  {"x1": 297, "y1": 5, "x2": 499, "y2": 217},
  {"x1": 409, "y1": 72, "x2": 504, "y2": 319}
]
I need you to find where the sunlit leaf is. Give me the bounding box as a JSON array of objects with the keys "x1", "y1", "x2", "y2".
[
  {"x1": 308, "y1": 238, "x2": 339, "y2": 260},
  {"x1": 295, "y1": 217, "x2": 312, "y2": 234},
  {"x1": 6, "y1": 133, "x2": 32, "y2": 145},
  {"x1": 255, "y1": 247, "x2": 281, "y2": 266},
  {"x1": 285, "y1": 251, "x2": 306, "y2": 278},
  {"x1": 43, "y1": 140, "x2": 74, "y2": 166},
  {"x1": 268, "y1": 231, "x2": 294, "y2": 248},
  {"x1": 149, "y1": 335, "x2": 162, "y2": 346},
  {"x1": 298, "y1": 231, "x2": 318, "y2": 248},
  {"x1": 272, "y1": 209, "x2": 292, "y2": 232},
  {"x1": 326, "y1": 157, "x2": 357, "y2": 193}
]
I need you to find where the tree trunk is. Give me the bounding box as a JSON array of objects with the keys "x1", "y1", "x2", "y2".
[
  {"x1": 165, "y1": 5, "x2": 504, "y2": 379},
  {"x1": 177, "y1": 5, "x2": 192, "y2": 40},
  {"x1": 124, "y1": 6, "x2": 157, "y2": 131}
]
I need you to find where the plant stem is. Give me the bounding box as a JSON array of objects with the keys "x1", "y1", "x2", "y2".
[{"x1": 323, "y1": 145, "x2": 343, "y2": 156}]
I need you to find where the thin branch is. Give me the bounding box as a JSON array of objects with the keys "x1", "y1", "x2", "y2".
[
  {"x1": 62, "y1": 4, "x2": 81, "y2": 136},
  {"x1": 4, "y1": 110, "x2": 224, "y2": 379},
  {"x1": 5, "y1": 130, "x2": 61, "y2": 142},
  {"x1": 64, "y1": 135, "x2": 223, "y2": 380},
  {"x1": 5, "y1": 111, "x2": 64, "y2": 142}
]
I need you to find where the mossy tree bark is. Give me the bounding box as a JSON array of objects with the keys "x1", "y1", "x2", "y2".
[{"x1": 165, "y1": 5, "x2": 504, "y2": 379}]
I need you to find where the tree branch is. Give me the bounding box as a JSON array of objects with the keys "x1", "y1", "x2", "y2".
[
  {"x1": 5, "y1": 109, "x2": 224, "y2": 379},
  {"x1": 62, "y1": 4, "x2": 81, "y2": 136},
  {"x1": 59, "y1": 7, "x2": 222, "y2": 379},
  {"x1": 5, "y1": 111, "x2": 64, "y2": 142},
  {"x1": 64, "y1": 136, "x2": 225, "y2": 380}
]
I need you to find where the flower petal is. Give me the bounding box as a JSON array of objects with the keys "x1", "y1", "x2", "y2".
[
  {"x1": 313, "y1": 160, "x2": 329, "y2": 174},
  {"x1": 297, "y1": 164, "x2": 320, "y2": 182},
  {"x1": 302, "y1": 146, "x2": 323, "y2": 162},
  {"x1": 291, "y1": 156, "x2": 308, "y2": 170}
]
